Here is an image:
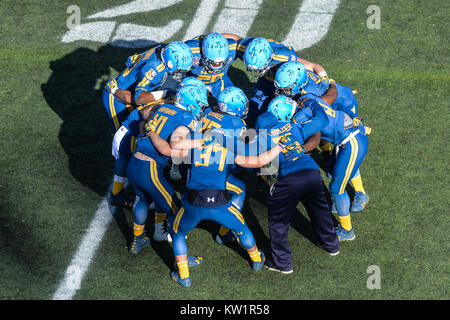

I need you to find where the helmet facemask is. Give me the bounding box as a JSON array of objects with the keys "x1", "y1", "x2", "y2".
[
  {"x1": 203, "y1": 56, "x2": 231, "y2": 73},
  {"x1": 246, "y1": 58, "x2": 272, "y2": 77},
  {"x1": 170, "y1": 69, "x2": 188, "y2": 81}
]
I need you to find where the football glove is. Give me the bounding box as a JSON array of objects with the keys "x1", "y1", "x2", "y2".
[
  {"x1": 278, "y1": 134, "x2": 296, "y2": 148},
  {"x1": 284, "y1": 144, "x2": 307, "y2": 161},
  {"x1": 320, "y1": 75, "x2": 330, "y2": 85},
  {"x1": 145, "y1": 119, "x2": 157, "y2": 134},
  {"x1": 353, "y1": 117, "x2": 372, "y2": 136}
]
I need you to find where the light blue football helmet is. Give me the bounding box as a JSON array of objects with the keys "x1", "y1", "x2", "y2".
[
  {"x1": 267, "y1": 96, "x2": 298, "y2": 123},
  {"x1": 217, "y1": 86, "x2": 249, "y2": 119},
  {"x1": 163, "y1": 41, "x2": 193, "y2": 81},
  {"x1": 202, "y1": 33, "x2": 230, "y2": 72},
  {"x1": 178, "y1": 76, "x2": 208, "y2": 107},
  {"x1": 274, "y1": 61, "x2": 308, "y2": 97},
  {"x1": 174, "y1": 85, "x2": 207, "y2": 120},
  {"x1": 243, "y1": 38, "x2": 273, "y2": 77}
]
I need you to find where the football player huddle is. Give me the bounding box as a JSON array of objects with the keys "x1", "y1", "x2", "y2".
[{"x1": 103, "y1": 32, "x2": 372, "y2": 287}]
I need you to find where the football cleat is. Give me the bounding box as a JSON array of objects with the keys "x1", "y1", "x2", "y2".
[
  {"x1": 252, "y1": 251, "x2": 266, "y2": 271},
  {"x1": 129, "y1": 234, "x2": 150, "y2": 254},
  {"x1": 264, "y1": 259, "x2": 293, "y2": 274},
  {"x1": 110, "y1": 190, "x2": 135, "y2": 210},
  {"x1": 215, "y1": 231, "x2": 236, "y2": 245},
  {"x1": 336, "y1": 225, "x2": 355, "y2": 241},
  {"x1": 351, "y1": 192, "x2": 369, "y2": 212},
  {"x1": 153, "y1": 221, "x2": 172, "y2": 242},
  {"x1": 187, "y1": 256, "x2": 204, "y2": 267},
  {"x1": 171, "y1": 271, "x2": 191, "y2": 288}
]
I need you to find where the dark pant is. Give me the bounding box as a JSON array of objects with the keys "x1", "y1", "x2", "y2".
[{"x1": 266, "y1": 169, "x2": 339, "y2": 270}]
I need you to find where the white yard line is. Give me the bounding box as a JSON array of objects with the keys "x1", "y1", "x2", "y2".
[
  {"x1": 283, "y1": 0, "x2": 341, "y2": 50},
  {"x1": 52, "y1": 189, "x2": 116, "y2": 300},
  {"x1": 183, "y1": 0, "x2": 221, "y2": 41},
  {"x1": 212, "y1": 0, "x2": 262, "y2": 36}
]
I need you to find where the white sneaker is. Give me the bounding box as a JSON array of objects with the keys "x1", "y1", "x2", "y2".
[
  {"x1": 153, "y1": 222, "x2": 172, "y2": 242},
  {"x1": 170, "y1": 164, "x2": 182, "y2": 181}
]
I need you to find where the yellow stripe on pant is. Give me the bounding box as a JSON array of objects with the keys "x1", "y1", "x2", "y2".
[
  {"x1": 150, "y1": 161, "x2": 178, "y2": 214},
  {"x1": 226, "y1": 182, "x2": 243, "y2": 194},
  {"x1": 109, "y1": 94, "x2": 120, "y2": 130},
  {"x1": 173, "y1": 207, "x2": 185, "y2": 233},
  {"x1": 339, "y1": 137, "x2": 359, "y2": 194},
  {"x1": 228, "y1": 206, "x2": 244, "y2": 224}
]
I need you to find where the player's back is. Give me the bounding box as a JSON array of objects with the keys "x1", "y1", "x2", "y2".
[
  {"x1": 294, "y1": 95, "x2": 354, "y2": 146},
  {"x1": 188, "y1": 140, "x2": 236, "y2": 191},
  {"x1": 201, "y1": 108, "x2": 246, "y2": 133},
  {"x1": 300, "y1": 70, "x2": 330, "y2": 97},
  {"x1": 256, "y1": 112, "x2": 319, "y2": 178},
  {"x1": 188, "y1": 109, "x2": 246, "y2": 191},
  {"x1": 135, "y1": 104, "x2": 197, "y2": 167},
  {"x1": 113, "y1": 45, "x2": 165, "y2": 91}
]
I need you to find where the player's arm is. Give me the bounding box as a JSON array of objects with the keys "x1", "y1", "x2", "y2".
[
  {"x1": 148, "y1": 132, "x2": 189, "y2": 158},
  {"x1": 170, "y1": 126, "x2": 211, "y2": 150},
  {"x1": 297, "y1": 57, "x2": 327, "y2": 78},
  {"x1": 138, "y1": 104, "x2": 158, "y2": 134},
  {"x1": 321, "y1": 80, "x2": 337, "y2": 105},
  {"x1": 135, "y1": 90, "x2": 167, "y2": 106},
  {"x1": 302, "y1": 131, "x2": 321, "y2": 152},
  {"x1": 113, "y1": 88, "x2": 134, "y2": 104},
  {"x1": 297, "y1": 99, "x2": 329, "y2": 139},
  {"x1": 107, "y1": 78, "x2": 133, "y2": 104},
  {"x1": 222, "y1": 33, "x2": 242, "y2": 42},
  {"x1": 234, "y1": 143, "x2": 284, "y2": 168}
]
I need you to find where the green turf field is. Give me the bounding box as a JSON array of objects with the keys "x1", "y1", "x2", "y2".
[{"x1": 0, "y1": 0, "x2": 449, "y2": 301}]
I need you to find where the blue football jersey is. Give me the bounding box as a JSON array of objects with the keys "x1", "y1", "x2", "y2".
[
  {"x1": 187, "y1": 109, "x2": 247, "y2": 191},
  {"x1": 185, "y1": 36, "x2": 238, "y2": 85},
  {"x1": 201, "y1": 108, "x2": 246, "y2": 131},
  {"x1": 300, "y1": 70, "x2": 330, "y2": 97},
  {"x1": 294, "y1": 94, "x2": 354, "y2": 146},
  {"x1": 105, "y1": 45, "x2": 171, "y2": 102},
  {"x1": 255, "y1": 112, "x2": 319, "y2": 178},
  {"x1": 135, "y1": 104, "x2": 199, "y2": 168}
]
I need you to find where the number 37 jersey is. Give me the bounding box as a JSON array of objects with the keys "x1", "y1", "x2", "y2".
[{"x1": 187, "y1": 109, "x2": 246, "y2": 191}]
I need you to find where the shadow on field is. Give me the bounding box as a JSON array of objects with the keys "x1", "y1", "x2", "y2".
[
  {"x1": 40, "y1": 43, "x2": 263, "y2": 271},
  {"x1": 41, "y1": 42, "x2": 168, "y2": 258}
]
